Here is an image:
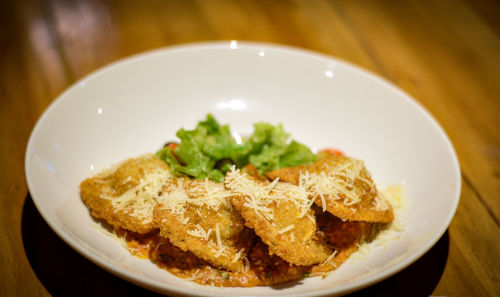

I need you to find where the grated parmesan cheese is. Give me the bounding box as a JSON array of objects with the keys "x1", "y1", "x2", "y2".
[
  {"x1": 242, "y1": 256, "x2": 250, "y2": 273},
  {"x1": 277, "y1": 224, "x2": 295, "y2": 234},
  {"x1": 231, "y1": 248, "x2": 245, "y2": 264},
  {"x1": 92, "y1": 223, "x2": 128, "y2": 249},
  {"x1": 215, "y1": 223, "x2": 222, "y2": 247},
  {"x1": 121, "y1": 176, "x2": 133, "y2": 184},
  {"x1": 322, "y1": 249, "x2": 338, "y2": 265},
  {"x1": 158, "y1": 178, "x2": 233, "y2": 221},
  {"x1": 225, "y1": 167, "x2": 313, "y2": 221},
  {"x1": 214, "y1": 247, "x2": 226, "y2": 258},
  {"x1": 102, "y1": 166, "x2": 171, "y2": 223},
  {"x1": 350, "y1": 183, "x2": 407, "y2": 261},
  {"x1": 298, "y1": 159, "x2": 373, "y2": 208},
  {"x1": 187, "y1": 224, "x2": 213, "y2": 241}
]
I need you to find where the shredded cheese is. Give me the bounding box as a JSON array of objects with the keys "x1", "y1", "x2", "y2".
[
  {"x1": 225, "y1": 167, "x2": 312, "y2": 221},
  {"x1": 187, "y1": 224, "x2": 213, "y2": 241},
  {"x1": 322, "y1": 249, "x2": 338, "y2": 265},
  {"x1": 102, "y1": 166, "x2": 171, "y2": 223},
  {"x1": 215, "y1": 223, "x2": 222, "y2": 247},
  {"x1": 214, "y1": 247, "x2": 226, "y2": 258},
  {"x1": 158, "y1": 178, "x2": 233, "y2": 220},
  {"x1": 318, "y1": 187, "x2": 327, "y2": 211},
  {"x1": 155, "y1": 178, "x2": 242, "y2": 259},
  {"x1": 92, "y1": 223, "x2": 128, "y2": 249},
  {"x1": 231, "y1": 248, "x2": 245, "y2": 264},
  {"x1": 298, "y1": 158, "x2": 382, "y2": 210},
  {"x1": 277, "y1": 224, "x2": 295, "y2": 234},
  {"x1": 350, "y1": 183, "x2": 407, "y2": 261},
  {"x1": 374, "y1": 192, "x2": 390, "y2": 211},
  {"x1": 242, "y1": 256, "x2": 250, "y2": 273}
]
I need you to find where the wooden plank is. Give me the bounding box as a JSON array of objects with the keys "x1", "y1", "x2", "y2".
[
  {"x1": 328, "y1": 0, "x2": 500, "y2": 223},
  {"x1": 433, "y1": 178, "x2": 500, "y2": 296},
  {"x1": 0, "y1": 0, "x2": 69, "y2": 296}
]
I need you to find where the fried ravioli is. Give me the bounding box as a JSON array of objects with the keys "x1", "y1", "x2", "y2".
[
  {"x1": 159, "y1": 235, "x2": 310, "y2": 287},
  {"x1": 150, "y1": 236, "x2": 209, "y2": 271},
  {"x1": 80, "y1": 154, "x2": 171, "y2": 234},
  {"x1": 248, "y1": 239, "x2": 309, "y2": 286},
  {"x1": 225, "y1": 169, "x2": 332, "y2": 266},
  {"x1": 267, "y1": 154, "x2": 394, "y2": 223},
  {"x1": 311, "y1": 208, "x2": 382, "y2": 274},
  {"x1": 154, "y1": 178, "x2": 252, "y2": 272}
]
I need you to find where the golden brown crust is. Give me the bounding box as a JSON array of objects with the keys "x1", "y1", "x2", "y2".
[
  {"x1": 228, "y1": 174, "x2": 332, "y2": 266},
  {"x1": 154, "y1": 178, "x2": 252, "y2": 272},
  {"x1": 125, "y1": 228, "x2": 311, "y2": 286},
  {"x1": 248, "y1": 239, "x2": 309, "y2": 285},
  {"x1": 80, "y1": 154, "x2": 169, "y2": 234},
  {"x1": 266, "y1": 164, "x2": 305, "y2": 183},
  {"x1": 81, "y1": 153, "x2": 393, "y2": 286},
  {"x1": 151, "y1": 233, "x2": 306, "y2": 287},
  {"x1": 267, "y1": 155, "x2": 394, "y2": 223},
  {"x1": 311, "y1": 208, "x2": 384, "y2": 274},
  {"x1": 311, "y1": 244, "x2": 359, "y2": 274},
  {"x1": 150, "y1": 235, "x2": 209, "y2": 271}
]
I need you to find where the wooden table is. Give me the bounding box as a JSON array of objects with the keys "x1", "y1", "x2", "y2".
[{"x1": 1, "y1": 0, "x2": 498, "y2": 296}]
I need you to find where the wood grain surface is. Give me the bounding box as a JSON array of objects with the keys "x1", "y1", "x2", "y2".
[{"x1": 1, "y1": 0, "x2": 499, "y2": 296}]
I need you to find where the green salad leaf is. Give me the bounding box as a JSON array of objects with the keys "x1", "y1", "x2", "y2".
[
  {"x1": 279, "y1": 140, "x2": 317, "y2": 168},
  {"x1": 245, "y1": 123, "x2": 289, "y2": 175},
  {"x1": 156, "y1": 114, "x2": 316, "y2": 182}
]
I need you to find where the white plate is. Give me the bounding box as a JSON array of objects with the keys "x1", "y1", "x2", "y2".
[{"x1": 25, "y1": 41, "x2": 461, "y2": 296}]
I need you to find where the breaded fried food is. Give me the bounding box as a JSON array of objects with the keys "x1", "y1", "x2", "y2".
[
  {"x1": 156, "y1": 234, "x2": 307, "y2": 287},
  {"x1": 267, "y1": 154, "x2": 394, "y2": 223},
  {"x1": 311, "y1": 207, "x2": 385, "y2": 274},
  {"x1": 117, "y1": 229, "x2": 161, "y2": 259},
  {"x1": 225, "y1": 169, "x2": 332, "y2": 266},
  {"x1": 315, "y1": 206, "x2": 373, "y2": 249},
  {"x1": 154, "y1": 178, "x2": 252, "y2": 272},
  {"x1": 150, "y1": 236, "x2": 209, "y2": 271},
  {"x1": 249, "y1": 239, "x2": 309, "y2": 286},
  {"x1": 152, "y1": 228, "x2": 260, "y2": 287},
  {"x1": 80, "y1": 154, "x2": 171, "y2": 234}
]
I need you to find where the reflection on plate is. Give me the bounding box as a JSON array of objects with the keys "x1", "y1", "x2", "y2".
[{"x1": 25, "y1": 41, "x2": 460, "y2": 297}]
